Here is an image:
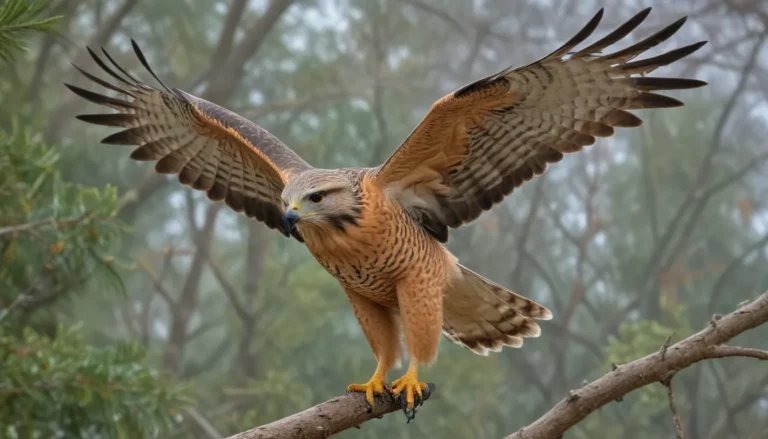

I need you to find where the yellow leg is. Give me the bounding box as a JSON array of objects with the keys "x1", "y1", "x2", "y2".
[
  {"x1": 344, "y1": 290, "x2": 400, "y2": 411},
  {"x1": 347, "y1": 362, "x2": 388, "y2": 409},
  {"x1": 391, "y1": 358, "x2": 428, "y2": 410},
  {"x1": 390, "y1": 279, "x2": 441, "y2": 421}
]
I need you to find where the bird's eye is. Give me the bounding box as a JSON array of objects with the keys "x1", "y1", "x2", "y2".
[{"x1": 308, "y1": 192, "x2": 325, "y2": 204}]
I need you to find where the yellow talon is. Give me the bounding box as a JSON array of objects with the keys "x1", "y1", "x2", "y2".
[
  {"x1": 391, "y1": 369, "x2": 428, "y2": 410},
  {"x1": 347, "y1": 372, "x2": 387, "y2": 410}
]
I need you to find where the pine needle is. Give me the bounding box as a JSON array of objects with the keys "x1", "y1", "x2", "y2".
[{"x1": 0, "y1": 0, "x2": 62, "y2": 62}]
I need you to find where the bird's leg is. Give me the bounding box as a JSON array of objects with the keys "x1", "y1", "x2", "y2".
[
  {"x1": 344, "y1": 290, "x2": 401, "y2": 411},
  {"x1": 392, "y1": 281, "x2": 442, "y2": 422}
]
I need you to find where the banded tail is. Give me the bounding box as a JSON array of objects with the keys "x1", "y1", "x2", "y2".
[{"x1": 442, "y1": 265, "x2": 552, "y2": 355}]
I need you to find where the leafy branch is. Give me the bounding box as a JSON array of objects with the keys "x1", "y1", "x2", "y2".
[{"x1": 0, "y1": 0, "x2": 62, "y2": 61}]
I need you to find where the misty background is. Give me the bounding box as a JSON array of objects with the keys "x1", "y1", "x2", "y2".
[{"x1": 1, "y1": 0, "x2": 767, "y2": 437}]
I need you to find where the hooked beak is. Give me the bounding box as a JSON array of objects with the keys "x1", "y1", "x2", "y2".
[{"x1": 282, "y1": 209, "x2": 300, "y2": 235}]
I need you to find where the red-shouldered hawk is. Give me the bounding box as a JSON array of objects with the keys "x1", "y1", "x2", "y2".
[{"x1": 68, "y1": 7, "x2": 705, "y2": 421}]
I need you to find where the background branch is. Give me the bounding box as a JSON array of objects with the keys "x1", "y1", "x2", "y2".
[
  {"x1": 662, "y1": 375, "x2": 685, "y2": 439},
  {"x1": 226, "y1": 291, "x2": 767, "y2": 439},
  {"x1": 505, "y1": 290, "x2": 768, "y2": 439}
]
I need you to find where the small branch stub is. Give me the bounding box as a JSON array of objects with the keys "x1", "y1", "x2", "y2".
[
  {"x1": 660, "y1": 334, "x2": 673, "y2": 360},
  {"x1": 662, "y1": 375, "x2": 685, "y2": 439}
]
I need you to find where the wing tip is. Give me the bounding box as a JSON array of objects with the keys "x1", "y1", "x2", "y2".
[
  {"x1": 131, "y1": 38, "x2": 172, "y2": 93},
  {"x1": 593, "y1": 7, "x2": 605, "y2": 21}
]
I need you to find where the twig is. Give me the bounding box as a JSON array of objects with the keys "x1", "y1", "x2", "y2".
[
  {"x1": 544, "y1": 321, "x2": 603, "y2": 361},
  {"x1": 396, "y1": 0, "x2": 467, "y2": 36},
  {"x1": 706, "y1": 345, "x2": 768, "y2": 360},
  {"x1": 505, "y1": 290, "x2": 768, "y2": 439},
  {"x1": 209, "y1": 259, "x2": 252, "y2": 324},
  {"x1": 0, "y1": 213, "x2": 93, "y2": 236},
  {"x1": 0, "y1": 263, "x2": 50, "y2": 321},
  {"x1": 662, "y1": 375, "x2": 685, "y2": 439},
  {"x1": 184, "y1": 406, "x2": 224, "y2": 439},
  {"x1": 707, "y1": 233, "x2": 768, "y2": 313},
  {"x1": 660, "y1": 334, "x2": 673, "y2": 360},
  {"x1": 707, "y1": 362, "x2": 740, "y2": 438},
  {"x1": 137, "y1": 257, "x2": 176, "y2": 308},
  {"x1": 0, "y1": 292, "x2": 31, "y2": 322},
  {"x1": 0, "y1": 218, "x2": 54, "y2": 237},
  {"x1": 1, "y1": 189, "x2": 135, "y2": 237}
]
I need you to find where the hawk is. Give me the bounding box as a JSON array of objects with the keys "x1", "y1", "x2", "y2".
[{"x1": 68, "y1": 8, "x2": 705, "y2": 420}]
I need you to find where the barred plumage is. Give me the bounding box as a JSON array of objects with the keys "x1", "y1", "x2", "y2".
[
  {"x1": 67, "y1": 42, "x2": 309, "y2": 239},
  {"x1": 375, "y1": 7, "x2": 706, "y2": 236}
]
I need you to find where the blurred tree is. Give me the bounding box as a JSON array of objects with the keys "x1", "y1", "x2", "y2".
[
  {"x1": 0, "y1": 3, "x2": 190, "y2": 437},
  {"x1": 1, "y1": 0, "x2": 767, "y2": 438},
  {"x1": 0, "y1": 119, "x2": 191, "y2": 439}
]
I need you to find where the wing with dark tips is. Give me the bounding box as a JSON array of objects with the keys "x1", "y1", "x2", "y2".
[
  {"x1": 67, "y1": 42, "x2": 312, "y2": 240},
  {"x1": 374, "y1": 8, "x2": 706, "y2": 239}
]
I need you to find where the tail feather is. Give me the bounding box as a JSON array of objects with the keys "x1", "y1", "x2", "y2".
[{"x1": 442, "y1": 265, "x2": 552, "y2": 355}]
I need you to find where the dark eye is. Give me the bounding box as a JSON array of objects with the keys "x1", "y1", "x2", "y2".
[{"x1": 308, "y1": 191, "x2": 325, "y2": 204}]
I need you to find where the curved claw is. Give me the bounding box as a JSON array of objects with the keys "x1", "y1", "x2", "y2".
[
  {"x1": 347, "y1": 373, "x2": 388, "y2": 411},
  {"x1": 399, "y1": 391, "x2": 422, "y2": 423},
  {"x1": 391, "y1": 371, "x2": 428, "y2": 422}
]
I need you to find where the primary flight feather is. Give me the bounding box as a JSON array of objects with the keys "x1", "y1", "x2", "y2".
[{"x1": 68, "y1": 8, "x2": 706, "y2": 420}]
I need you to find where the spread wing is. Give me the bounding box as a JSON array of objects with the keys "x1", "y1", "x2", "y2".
[
  {"x1": 373, "y1": 8, "x2": 707, "y2": 242},
  {"x1": 66, "y1": 41, "x2": 311, "y2": 240}
]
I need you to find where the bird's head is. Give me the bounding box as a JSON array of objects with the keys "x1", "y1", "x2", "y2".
[{"x1": 281, "y1": 169, "x2": 362, "y2": 235}]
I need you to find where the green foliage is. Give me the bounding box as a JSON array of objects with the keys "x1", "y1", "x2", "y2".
[
  {"x1": 0, "y1": 0, "x2": 61, "y2": 61},
  {"x1": 0, "y1": 119, "x2": 125, "y2": 321},
  {"x1": 0, "y1": 118, "x2": 193, "y2": 438},
  {"x1": 0, "y1": 8, "x2": 193, "y2": 433},
  {"x1": 0, "y1": 121, "x2": 194, "y2": 437},
  {"x1": 605, "y1": 304, "x2": 694, "y2": 368},
  {"x1": 603, "y1": 303, "x2": 695, "y2": 426},
  {"x1": 0, "y1": 325, "x2": 190, "y2": 439}
]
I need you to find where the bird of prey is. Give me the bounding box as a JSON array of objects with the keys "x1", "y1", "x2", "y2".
[{"x1": 68, "y1": 8, "x2": 706, "y2": 420}]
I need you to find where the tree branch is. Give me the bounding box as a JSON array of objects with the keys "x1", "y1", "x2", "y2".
[
  {"x1": 204, "y1": 0, "x2": 295, "y2": 103},
  {"x1": 706, "y1": 345, "x2": 768, "y2": 360},
  {"x1": 209, "y1": 258, "x2": 251, "y2": 323},
  {"x1": 226, "y1": 290, "x2": 767, "y2": 439},
  {"x1": 137, "y1": 256, "x2": 177, "y2": 309},
  {"x1": 662, "y1": 375, "x2": 685, "y2": 439},
  {"x1": 184, "y1": 406, "x2": 224, "y2": 439},
  {"x1": 707, "y1": 362, "x2": 740, "y2": 438},
  {"x1": 0, "y1": 213, "x2": 93, "y2": 237},
  {"x1": 396, "y1": 0, "x2": 467, "y2": 37},
  {"x1": 162, "y1": 203, "x2": 221, "y2": 372},
  {"x1": 209, "y1": 0, "x2": 248, "y2": 70},
  {"x1": 227, "y1": 385, "x2": 434, "y2": 439},
  {"x1": 505, "y1": 290, "x2": 768, "y2": 439}
]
